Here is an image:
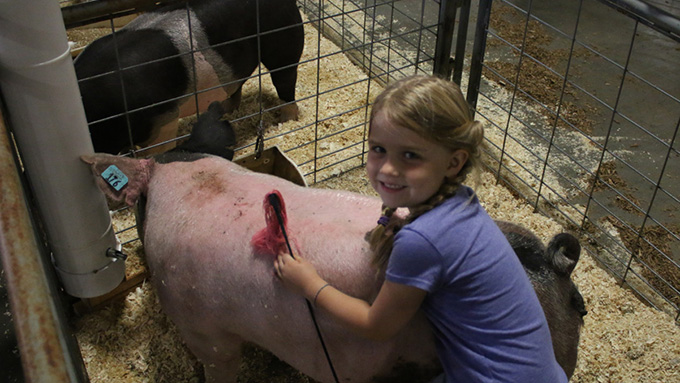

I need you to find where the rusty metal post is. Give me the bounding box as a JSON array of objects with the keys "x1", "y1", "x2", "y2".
[{"x1": 0, "y1": 110, "x2": 87, "y2": 382}]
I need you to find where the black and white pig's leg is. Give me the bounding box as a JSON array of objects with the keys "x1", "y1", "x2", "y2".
[
  {"x1": 260, "y1": 23, "x2": 304, "y2": 122},
  {"x1": 137, "y1": 109, "x2": 182, "y2": 156},
  {"x1": 221, "y1": 82, "x2": 244, "y2": 115},
  {"x1": 204, "y1": 51, "x2": 249, "y2": 116},
  {"x1": 266, "y1": 63, "x2": 300, "y2": 122}
]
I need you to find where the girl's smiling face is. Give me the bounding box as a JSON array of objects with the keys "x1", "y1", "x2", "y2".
[{"x1": 366, "y1": 111, "x2": 468, "y2": 209}]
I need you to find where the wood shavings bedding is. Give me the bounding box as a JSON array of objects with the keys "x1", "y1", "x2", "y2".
[{"x1": 72, "y1": 6, "x2": 679, "y2": 383}]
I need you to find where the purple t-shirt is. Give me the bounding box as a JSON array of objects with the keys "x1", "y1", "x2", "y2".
[{"x1": 386, "y1": 186, "x2": 567, "y2": 383}]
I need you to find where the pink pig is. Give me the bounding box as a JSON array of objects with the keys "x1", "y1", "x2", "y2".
[
  {"x1": 82, "y1": 152, "x2": 440, "y2": 382},
  {"x1": 82, "y1": 151, "x2": 583, "y2": 382}
]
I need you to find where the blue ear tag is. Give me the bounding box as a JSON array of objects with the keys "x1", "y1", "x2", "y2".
[{"x1": 101, "y1": 165, "x2": 128, "y2": 191}]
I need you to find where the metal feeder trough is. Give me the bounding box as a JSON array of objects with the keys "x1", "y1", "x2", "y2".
[{"x1": 234, "y1": 146, "x2": 308, "y2": 188}]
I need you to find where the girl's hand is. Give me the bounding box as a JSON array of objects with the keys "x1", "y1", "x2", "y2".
[
  {"x1": 274, "y1": 252, "x2": 327, "y2": 300},
  {"x1": 275, "y1": 252, "x2": 427, "y2": 342}
]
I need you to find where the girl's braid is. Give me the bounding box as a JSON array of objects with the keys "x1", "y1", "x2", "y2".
[{"x1": 369, "y1": 178, "x2": 461, "y2": 271}]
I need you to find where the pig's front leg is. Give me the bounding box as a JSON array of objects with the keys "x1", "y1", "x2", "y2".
[
  {"x1": 181, "y1": 330, "x2": 244, "y2": 383},
  {"x1": 221, "y1": 84, "x2": 243, "y2": 114},
  {"x1": 278, "y1": 102, "x2": 299, "y2": 123}
]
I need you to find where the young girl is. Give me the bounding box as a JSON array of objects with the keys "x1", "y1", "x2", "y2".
[{"x1": 274, "y1": 75, "x2": 567, "y2": 382}]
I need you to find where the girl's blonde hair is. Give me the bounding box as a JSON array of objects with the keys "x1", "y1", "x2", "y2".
[{"x1": 367, "y1": 75, "x2": 484, "y2": 270}]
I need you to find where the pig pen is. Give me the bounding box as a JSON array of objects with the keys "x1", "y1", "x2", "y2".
[
  {"x1": 65, "y1": 4, "x2": 680, "y2": 383},
  {"x1": 2, "y1": 0, "x2": 678, "y2": 382}
]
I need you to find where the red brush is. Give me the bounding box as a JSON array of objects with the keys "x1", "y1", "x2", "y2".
[
  {"x1": 253, "y1": 191, "x2": 339, "y2": 381},
  {"x1": 251, "y1": 190, "x2": 295, "y2": 256}
]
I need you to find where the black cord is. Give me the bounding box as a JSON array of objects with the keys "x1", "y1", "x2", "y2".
[{"x1": 268, "y1": 193, "x2": 341, "y2": 383}]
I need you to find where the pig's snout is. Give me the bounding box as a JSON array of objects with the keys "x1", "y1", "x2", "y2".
[
  {"x1": 571, "y1": 286, "x2": 588, "y2": 318},
  {"x1": 170, "y1": 101, "x2": 236, "y2": 160},
  {"x1": 543, "y1": 232, "x2": 587, "y2": 319},
  {"x1": 497, "y1": 220, "x2": 585, "y2": 378}
]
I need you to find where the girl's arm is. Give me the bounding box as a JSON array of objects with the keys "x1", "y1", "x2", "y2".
[{"x1": 275, "y1": 252, "x2": 427, "y2": 341}]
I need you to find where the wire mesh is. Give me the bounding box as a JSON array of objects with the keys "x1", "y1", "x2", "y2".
[
  {"x1": 60, "y1": 0, "x2": 450, "y2": 288},
  {"x1": 60, "y1": 0, "x2": 679, "y2": 323},
  {"x1": 471, "y1": 0, "x2": 680, "y2": 322}
]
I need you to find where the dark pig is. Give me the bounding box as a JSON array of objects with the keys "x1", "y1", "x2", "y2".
[
  {"x1": 496, "y1": 220, "x2": 586, "y2": 378},
  {"x1": 74, "y1": 0, "x2": 303, "y2": 154},
  {"x1": 81, "y1": 150, "x2": 584, "y2": 381}
]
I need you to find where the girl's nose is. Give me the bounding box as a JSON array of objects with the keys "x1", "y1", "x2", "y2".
[{"x1": 380, "y1": 158, "x2": 400, "y2": 176}]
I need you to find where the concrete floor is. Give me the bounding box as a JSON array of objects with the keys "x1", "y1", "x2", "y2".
[{"x1": 483, "y1": 0, "x2": 679, "y2": 259}]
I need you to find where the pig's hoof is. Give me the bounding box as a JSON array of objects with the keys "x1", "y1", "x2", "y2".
[
  {"x1": 221, "y1": 98, "x2": 239, "y2": 114},
  {"x1": 279, "y1": 103, "x2": 299, "y2": 122}
]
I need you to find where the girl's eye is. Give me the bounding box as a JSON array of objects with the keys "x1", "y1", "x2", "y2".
[
  {"x1": 404, "y1": 151, "x2": 419, "y2": 160},
  {"x1": 371, "y1": 145, "x2": 386, "y2": 154}
]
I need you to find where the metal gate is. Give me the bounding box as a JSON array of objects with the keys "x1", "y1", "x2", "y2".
[{"x1": 467, "y1": 0, "x2": 680, "y2": 321}]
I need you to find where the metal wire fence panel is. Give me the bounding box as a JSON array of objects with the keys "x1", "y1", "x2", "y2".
[
  {"x1": 58, "y1": 0, "x2": 455, "y2": 274},
  {"x1": 292, "y1": 0, "x2": 451, "y2": 183},
  {"x1": 469, "y1": 0, "x2": 679, "y2": 321},
  {"x1": 59, "y1": 0, "x2": 680, "y2": 322},
  {"x1": 63, "y1": 0, "x2": 448, "y2": 183}
]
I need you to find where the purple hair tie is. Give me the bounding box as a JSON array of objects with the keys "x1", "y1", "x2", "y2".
[{"x1": 377, "y1": 215, "x2": 389, "y2": 226}]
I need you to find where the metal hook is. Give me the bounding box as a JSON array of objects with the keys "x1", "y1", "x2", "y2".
[{"x1": 254, "y1": 119, "x2": 265, "y2": 159}]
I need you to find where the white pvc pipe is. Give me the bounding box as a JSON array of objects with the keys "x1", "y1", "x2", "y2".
[{"x1": 0, "y1": 0, "x2": 125, "y2": 298}]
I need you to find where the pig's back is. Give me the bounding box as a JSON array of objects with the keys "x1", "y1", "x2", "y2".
[{"x1": 144, "y1": 157, "x2": 380, "y2": 270}]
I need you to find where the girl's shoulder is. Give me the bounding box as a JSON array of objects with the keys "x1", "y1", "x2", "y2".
[
  {"x1": 416, "y1": 186, "x2": 482, "y2": 224},
  {"x1": 402, "y1": 185, "x2": 499, "y2": 246}
]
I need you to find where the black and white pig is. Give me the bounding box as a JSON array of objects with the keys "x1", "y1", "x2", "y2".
[
  {"x1": 74, "y1": 0, "x2": 304, "y2": 155},
  {"x1": 81, "y1": 139, "x2": 585, "y2": 382}
]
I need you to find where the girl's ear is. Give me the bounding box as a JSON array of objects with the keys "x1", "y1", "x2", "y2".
[{"x1": 445, "y1": 149, "x2": 469, "y2": 178}]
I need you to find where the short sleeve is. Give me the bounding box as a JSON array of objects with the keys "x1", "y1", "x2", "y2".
[{"x1": 385, "y1": 228, "x2": 443, "y2": 293}]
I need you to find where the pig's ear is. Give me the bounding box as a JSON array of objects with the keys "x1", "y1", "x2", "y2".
[
  {"x1": 80, "y1": 154, "x2": 154, "y2": 209},
  {"x1": 546, "y1": 233, "x2": 581, "y2": 276}
]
